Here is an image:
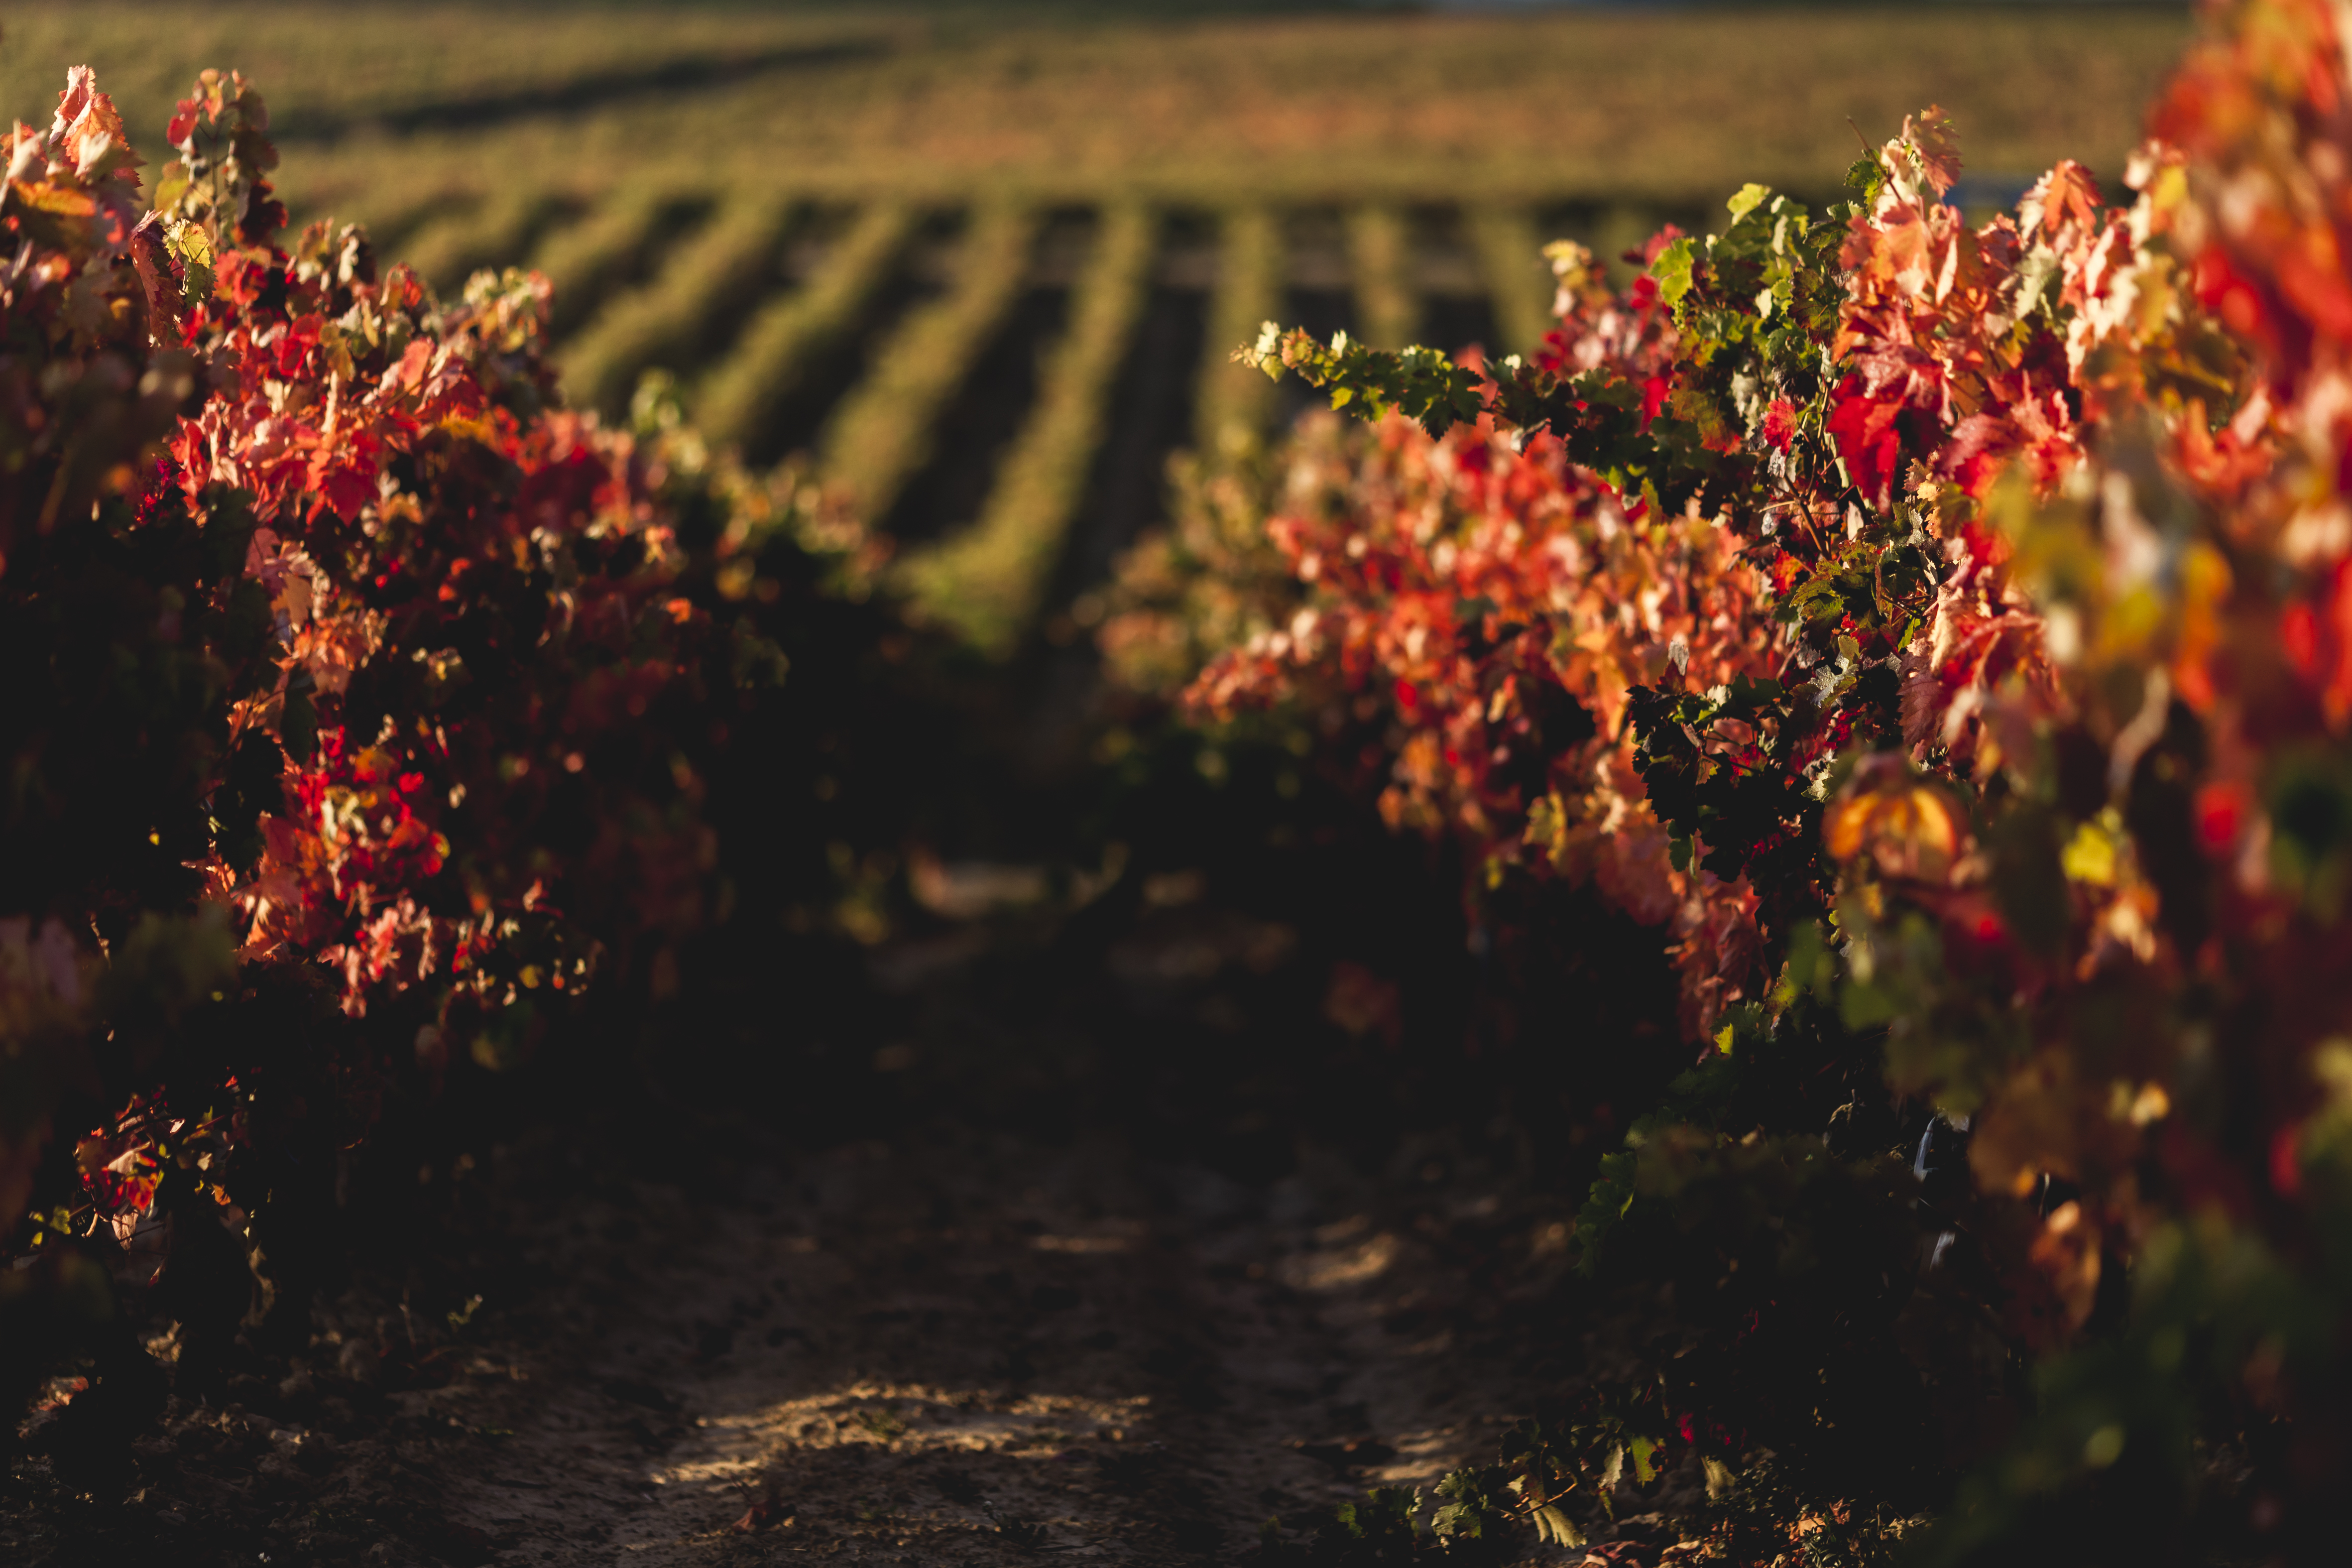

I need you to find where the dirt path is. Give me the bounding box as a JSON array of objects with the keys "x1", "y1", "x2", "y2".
[
  {"x1": 7, "y1": 900, "x2": 1608, "y2": 1568},
  {"x1": 381, "y1": 1128, "x2": 1547, "y2": 1566}
]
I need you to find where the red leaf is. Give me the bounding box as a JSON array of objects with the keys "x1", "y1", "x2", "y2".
[
  {"x1": 1826, "y1": 374, "x2": 1905, "y2": 509},
  {"x1": 1902, "y1": 104, "x2": 1964, "y2": 197},
  {"x1": 1639, "y1": 374, "x2": 1670, "y2": 431}
]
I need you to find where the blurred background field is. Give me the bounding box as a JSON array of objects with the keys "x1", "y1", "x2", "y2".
[{"x1": 4, "y1": 2, "x2": 2191, "y2": 654}]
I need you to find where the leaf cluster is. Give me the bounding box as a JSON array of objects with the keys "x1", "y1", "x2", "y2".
[
  {"x1": 0, "y1": 64, "x2": 890, "y2": 1454},
  {"x1": 1126, "y1": 4, "x2": 2352, "y2": 1556}
]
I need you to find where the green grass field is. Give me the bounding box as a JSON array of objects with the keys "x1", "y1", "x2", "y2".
[{"x1": 6, "y1": 3, "x2": 2196, "y2": 651}]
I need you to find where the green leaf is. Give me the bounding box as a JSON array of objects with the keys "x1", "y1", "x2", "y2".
[
  {"x1": 166, "y1": 217, "x2": 216, "y2": 305},
  {"x1": 1234, "y1": 325, "x2": 1487, "y2": 440},
  {"x1": 1726, "y1": 182, "x2": 1771, "y2": 221},
  {"x1": 1840, "y1": 978, "x2": 1900, "y2": 1030},
  {"x1": 1846, "y1": 154, "x2": 1885, "y2": 203},
  {"x1": 1533, "y1": 1504, "x2": 1585, "y2": 1548},
  {"x1": 1651, "y1": 237, "x2": 1697, "y2": 311}
]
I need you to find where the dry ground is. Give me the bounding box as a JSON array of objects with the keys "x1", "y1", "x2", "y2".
[
  {"x1": 5, "y1": 899, "x2": 1668, "y2": 1568},
  {"x1": 328, "y1": 1132, "x2": 1560, "y2": 1566},
  {"x1": 1, "y1": 1127, "x2": 1587, "y2": 1567}
]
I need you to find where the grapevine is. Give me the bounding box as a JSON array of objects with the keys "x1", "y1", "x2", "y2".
[
  {"x1": 0, "y1": 63, "x2": 843, "y2": 1428},
  {"x1": 1126, "y1": 0, "x2": 2352, "y2": 1550}
]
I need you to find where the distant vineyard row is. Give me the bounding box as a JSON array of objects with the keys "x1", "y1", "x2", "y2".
[{"x1": 364, "y1": 187, "x2": 1734, "y2": 652}]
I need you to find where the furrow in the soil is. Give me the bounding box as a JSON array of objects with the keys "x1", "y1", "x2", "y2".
[
  {"x1": 982, "y1": 218, "x2": 1213, "y2": 779},
  {"x1": 692, "y1": 201, "x2": 921, "y2": 463},
  {"x1": 746, "y1": 208, "x2": 965, "y2": 471},
  {"x1": 898, "y1": 203, "x2": 1160, "y2": 655},
  {"x1": 402, "y1": 187, "x2": 578, "y2": 297},
  {"x1": 559, "y1": 192, "x2": 804, "y2": 417},
  {"x1": 1057, "y1": 216, "x2": 1213, "y2": 606},
  {"x1": 530, "y1": 186, "x2": 717, "y2": 342},
  {"x1": 817, "y1": 205, "x2": 1042, "y2": 527},
  {"x1": 871, "y1": 209, "x2": 1091, "y2": 555}
]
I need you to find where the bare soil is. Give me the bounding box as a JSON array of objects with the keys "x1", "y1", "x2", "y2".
[
  {"x1": 350, "y1": 1133, "x2": 1545, "y2": 1566},
  {"x1": 4, "y1": 902, "x2": 1659, "y2": 1568}
]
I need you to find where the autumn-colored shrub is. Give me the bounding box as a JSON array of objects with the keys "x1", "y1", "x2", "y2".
[
  {"x1": 0, "y1": 66, "x2": 874, "y2": 1447},
  {"x1": 1120, "y1": 0, "x2": 2352, "y2": 1557}
]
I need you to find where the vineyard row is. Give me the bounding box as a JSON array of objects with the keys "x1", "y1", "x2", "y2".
[{"x1": 389, "y1": 191, "x2": 1722, "y2": 650}]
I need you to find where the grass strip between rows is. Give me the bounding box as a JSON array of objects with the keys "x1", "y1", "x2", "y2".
[
  {"x1": 403, "y1": 188, "x2": 573, "y2": 297},
  {"x1": 695, "y1": 202, "x2": 920, "y2": 457},
  {"x1": 529, "y1": 185, "x2": 695, "y2": 340},
  {"x1": 1193, "y1": 206, "x2": 1283, "y2": 458},
  {"x1": 318, "y1": 176, "x2": 469, "y2": 266},
  {"x1": 1468, "y1": 208, "x2": 1555, "y2": 360},
  {"x1": 560, "y1": 191, "x2": 802, "y2": 417},
  {"x1": 1344, "y1": 206, "x2": 1418, "y2": 352},
  {"x1": 898, "y1": 205, "x2": 1159, "y2": 657},
  {"x1": 817, "y1": 204, "x2": 1039, "y2": 523}
]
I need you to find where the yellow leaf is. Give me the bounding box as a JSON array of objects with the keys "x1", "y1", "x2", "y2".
[
  {"x1": 2061, "y1": 816, "x2": 2119, "y2": 886},
  {"x1": 1532, "y1": 1505, "x2": 1583, "y2": 1547}
]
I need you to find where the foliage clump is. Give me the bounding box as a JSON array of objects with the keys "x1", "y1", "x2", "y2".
[
  {"x1": 1109, "y1": 0, "x2": 2352, "y2": 1557},
  {"x1": 0, "y1": 63, "x2": 868, "y2": 1445}
]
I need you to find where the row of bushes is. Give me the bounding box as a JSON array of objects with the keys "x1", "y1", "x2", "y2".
[
  {"x1": 696, "y1": 199, "x2": 918, "y2": 460},
  {"x1": 0, "y1": 65, "x2": 902, "y2": 1467},
  {"x1": 558, "y1": 189, "x2": 800, "y2": 417},
  {"x1": 902, "y1": 203, "x2": 1158, "y2": 654},
  {"x1": 816, "y1": 203, "x2": 1037, "y2": 522},
  {"x1": 1108, "y1": 0, "x2": 2352, "y2": 1559}
]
